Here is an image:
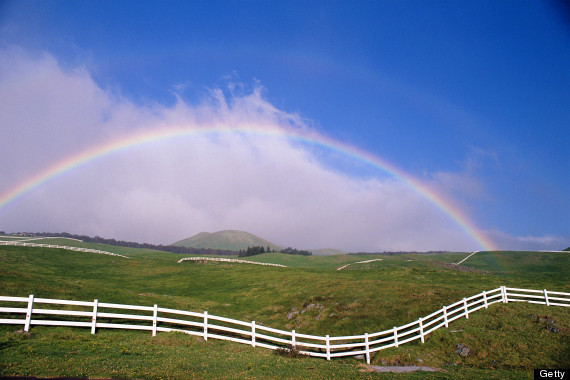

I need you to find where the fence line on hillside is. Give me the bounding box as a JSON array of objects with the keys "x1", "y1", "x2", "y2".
[
  {"x1": 337, "y1": 259, "x2": 383, "y2": 271},
  {"x1": 177, "y1": 257, "x2": 287, "y2": 267},
  {"x1": 455, "y1": 251, "x2": 481, "y2": 265},
  {"x1": 0, "y1": 236, "x2": 84, "y2": 243},
  {"x1": 0, "y1": 287, "x2": 567, "y2": 364},
  {"x1": 455, "y1": 250, "x2": 568, "y2": 265},
  {"x1": 0, "y1": 241, "x2": 128, "y2": 258}
]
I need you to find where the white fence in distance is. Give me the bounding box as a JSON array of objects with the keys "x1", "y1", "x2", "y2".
[
  {"x1": 0, "y1": 286, "x2": 567, "y2": 364},
  {"x1": 337, "y1": 259, "x2": 383, "y2": 271},
  {"x1": 0, "y1": 236, "x2": 84, "y2": 243},
  {"x1": 177, "y1": 257, "x2": 287, "y2": 267},
  {"x1": 0, "y1": 241, "x2": 128, "y2": 258},
  {"x1": 455, "y1": 250, "x2": 568, "y2": 265}
]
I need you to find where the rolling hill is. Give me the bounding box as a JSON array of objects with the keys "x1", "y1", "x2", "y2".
[
  {"x1": 1, "y1": 238, "x2": 569, "y2": 378},
  {"x1": 171, "y1": 230, "x2": 281, "y2": 251}
]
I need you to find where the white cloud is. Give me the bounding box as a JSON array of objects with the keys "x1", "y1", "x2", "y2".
[
  {"x1": 483, "y1": 230, "x2": 569, "y2": 251},
  {"x1": 427, "y1": 147, "x2": 499, "y2": 202},
  {"x1": 0, "y1": 47, "x2": 539, "y2": 252},
  {"x1": 430, "y1": 171, "x2": 485, "y2": 200}
]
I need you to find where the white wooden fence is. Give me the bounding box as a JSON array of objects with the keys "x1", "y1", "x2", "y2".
[
  {"x1": 0, "y1": 286, "x2": 567, "y2": 364},
  {"x1": 0, "y1": 236, "x2": 84, "y2": 243},
  {"x1": 0, "y1": 241, "x2": 128, "y2": 258},
  {"x1": 337, "y1": 259, "x2": 383, "y2": 271},
  {"x1": 177, "y1": 257, "x2": 287, "y2": 267}
]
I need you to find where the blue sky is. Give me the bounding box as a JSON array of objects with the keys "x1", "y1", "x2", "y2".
[{"x1": 0, "y1": 1, "x2": 568, "y2": 251}]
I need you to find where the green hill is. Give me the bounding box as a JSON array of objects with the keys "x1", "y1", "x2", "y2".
[
  {"x1": 171, "y1": 230, "x2": 281, "y2": 251},
  {"x1": 1, "y1": 240, "x2": 568, "y2": 378}
]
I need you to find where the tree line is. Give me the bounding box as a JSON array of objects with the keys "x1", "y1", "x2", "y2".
[{"x1": 238, "y1": 245, "x2": 311, "y2": 257}]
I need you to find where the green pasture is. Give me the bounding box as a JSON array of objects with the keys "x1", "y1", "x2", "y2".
[
  {"x1": 457, "y1": 251, "x2": 569, "y2": 284},
  {"x1": 0, "y1": 241, "x2": 568, "y2": 379}
]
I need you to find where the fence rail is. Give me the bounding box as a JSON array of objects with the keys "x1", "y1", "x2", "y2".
[
  {"x1": 0, "y1": 236, "x2": 84, "y2": 243},
  {"x1": 0, "y1": 286, "x2": 567, "y2": 363},
  {"x1": 337, "y1": 259, "x2": 383, "y2": 271},
  {"x1": 0, "y1": 241, "x2": 128, "y2": 258},
  {"x1": 177, "y1": 257, "x2": 287, "y2": 267}
]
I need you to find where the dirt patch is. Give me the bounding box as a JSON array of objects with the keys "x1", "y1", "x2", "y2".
[{"x1": 358, "y1": 364, "x2": 444, "y2": 373}]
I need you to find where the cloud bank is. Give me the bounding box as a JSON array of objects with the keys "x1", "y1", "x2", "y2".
[{"x1": 1, "y1": 47, "x2": 566, "y2": 252}]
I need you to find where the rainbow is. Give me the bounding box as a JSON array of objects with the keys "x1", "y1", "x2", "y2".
[{"x1": 0, "y1": 125, "x2": 497, "y2": 251}]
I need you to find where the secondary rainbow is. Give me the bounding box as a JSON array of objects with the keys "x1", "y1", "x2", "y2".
[{"x1": 0, "y1": 125, "x2": 498, "y2": 251}]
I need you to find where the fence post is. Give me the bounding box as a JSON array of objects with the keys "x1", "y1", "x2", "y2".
[
  {"x1": 365, "y1": 333, "x2": 370, "y2": 364},
  {"x1": 152, "y1": 304, "x2": 158, "y2": 337},
  {"x1": 501, "y1": 286, "x2": 508, "y2": 303},
  {"x1": 544, "y1": 289, "x2": 550, "y2": 306},
  {"x1": 24, "y1": 294, "x2": 34, "y2": 332},
  {"x1": 393, "y1": 326, "x2": 398, "y2": 347},
  {"x1": 91, "y1": 299, "x2": 98, "y2": 334},
  {"x1": 463, "y1": 298, "x2": 469, "y2": 319},
  {"x1": 443, "y1": 306, "x2": 448, "y2": 328},
  {"x1": 291, "y1": 329, "x2": 296, "y2": 348},
  {"x1": 326, "y1": 335, "x2": 330, "y2": 360},
  {"x1": 203, "y1": 311, "x2": 208, "y2": 341},
  {"x1": 418, "y1": 318, "x2": 424, "y2": 343},
  {"x1": 483, "y1": 291, "x2": 488, "y2": 309},
  {"x1": 251, "y1": 321, "x2": 256, "y2": 347}
]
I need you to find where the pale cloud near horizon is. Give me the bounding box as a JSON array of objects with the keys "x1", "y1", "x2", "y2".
[
  {"x1": 483, "y1": 230, "x2": 569, "y2": 252},
  {"x1": 1, "y1": 47, "x2": 567, "y2": 252}
]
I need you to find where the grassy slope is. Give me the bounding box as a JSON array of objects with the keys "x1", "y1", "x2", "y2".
[
  {"x1": 0, "y1": 243, "x2": 568, "y2": 379},
  {"x1": 457, "y1": 251, "x2": 569, "y2": 286}
]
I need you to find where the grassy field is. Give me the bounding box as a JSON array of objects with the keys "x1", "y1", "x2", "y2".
[{"x1": 0, "y1": 241, "x2": 568, "y2": 379}]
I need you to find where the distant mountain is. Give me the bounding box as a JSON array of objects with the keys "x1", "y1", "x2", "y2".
[{"x1": 171, "y1": 230, "x2": 282, "y2": 252}]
